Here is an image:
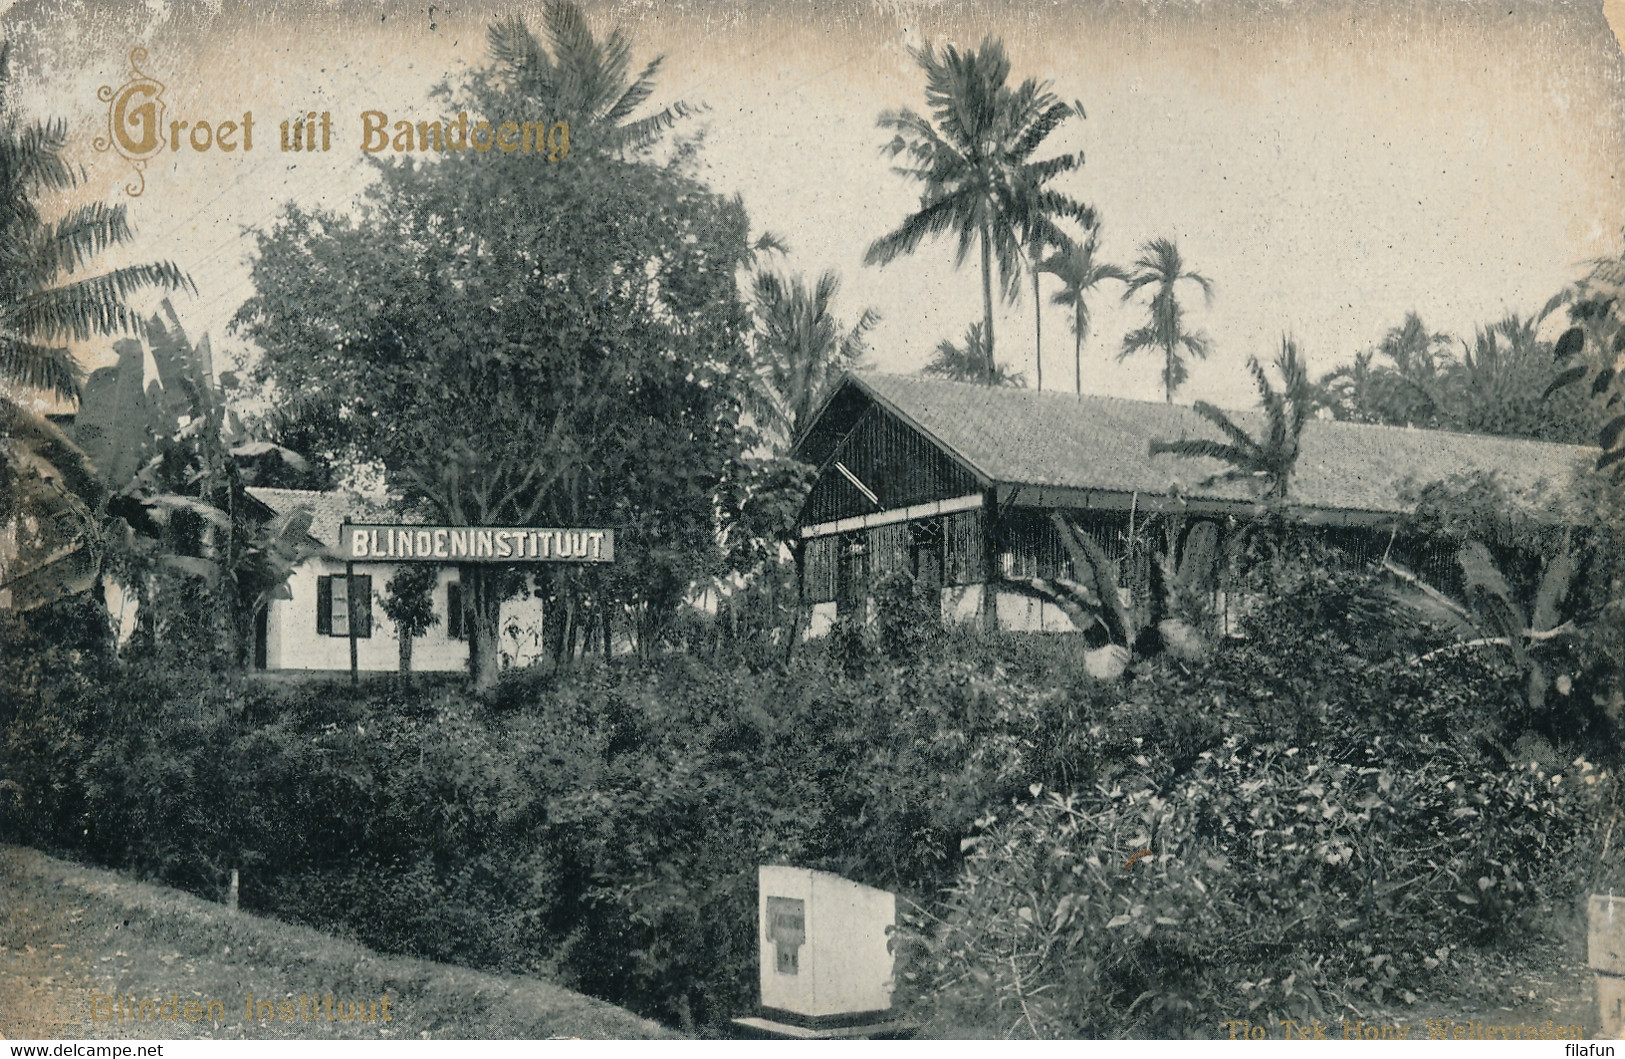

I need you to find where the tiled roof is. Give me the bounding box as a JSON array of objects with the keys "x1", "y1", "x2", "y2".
[
  {"x1": 805, "y1": 372, "x2": 1597, "y2": 519},
  {"x1": 244, "y1": 488, "x2": 408, "y2": 550}
]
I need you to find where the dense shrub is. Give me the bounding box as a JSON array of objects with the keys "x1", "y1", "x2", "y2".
[
  {"x1": 899, "y1": 564, "x2": 1622, "y2": 1037},
  {"x1": 2, "y1": 560, "x2": 1618, "y2": 1036}
]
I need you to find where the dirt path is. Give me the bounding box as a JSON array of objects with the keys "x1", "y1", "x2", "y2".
[{"x1": 0, "y1": 845, "x2": 679, "y2": 1040}]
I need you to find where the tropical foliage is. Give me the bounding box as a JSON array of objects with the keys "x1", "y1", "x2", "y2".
[
  {"x1": 482, "y1": 2, "x2": 698, "y2": 155},
  {"x1": 1040, "y1": 232, "x2": 1128, "y2": 394},
  {"x1": 1119, "y1": 237, "x2": 1214, "y2": 403},
  {"x1": 0, "y1": 38, "x2": 191, "y2": 561},
  {"x1": 922, "y1": 321, "x2": 1024, "y2": 386},
  {"x1": 865, "y1": 37, "x2": 1091, "y2": 383},
  {"x1": 747, "y1": 269, "x2": 877, "y2": 450},
  {"x1": 1316, "y1": 303, "x2": 1595, "y2": 445},
  {"x1": 1148, "y1": 336, "x2": 1312, "y2": 503}
]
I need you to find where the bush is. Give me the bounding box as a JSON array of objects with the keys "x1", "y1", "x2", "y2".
[
  {"x1": 899, "y1": 565, "x2": 1620, "y2": 1037},
  {"x1": 3, "y1": 562, "x2": 1618, "y2": 1036}
]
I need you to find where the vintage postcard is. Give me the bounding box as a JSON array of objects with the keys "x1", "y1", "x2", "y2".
[{"x1": 2, "y1": 0, "x2": 1624, "y2": 1045}]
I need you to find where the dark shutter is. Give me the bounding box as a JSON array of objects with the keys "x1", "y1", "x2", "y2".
[
  {"x1": 448, "y1": 582, "x2": 464, "y2": 640},
  {"x1": 316, "y1": 575, "x2": 332, "y2": 636},
  {"x1": 350, "y1": 574, "x2": 373, "y2": 638}
]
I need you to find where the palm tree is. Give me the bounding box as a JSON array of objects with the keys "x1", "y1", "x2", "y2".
[
  {"x1": 1040, "y1": 232, "x2": 1128, "y2": 395},
  {"x1": 749, "y1": 270, "x2": 878, "y2": 449},
  {"x1": 0, "y1": 40, "x2": 190, "y2": 529},
  {"x1": 864, "y1": 37, "x2": 1089, "y2": 384},
  {"x1": 1148, "y1": 336, "x2": 1312, "y2": 503},
  {"x1": 485, "y1": 2, "x2": 698, "y2": 154},
  {"x1": 922, "y1": 322, "x2": 1025, "y2": 386},
  {"x1": 1120, "y1": 237, "x2": 1213, "y2": 403}
]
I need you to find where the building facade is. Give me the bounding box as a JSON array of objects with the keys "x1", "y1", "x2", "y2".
[
  {"x1": 246, "y1": 488, "x2": 547, "y2": 673},
  {"x1": 791, "y1": 373, "x2": 1595, "y2": 636}
]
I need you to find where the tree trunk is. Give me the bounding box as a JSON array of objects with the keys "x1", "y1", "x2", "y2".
[
  {"x1": 1164, "y1": 341, "x2": 1174, "y2": 403},
  {"x1": 462, "y1": 564, "x2": 501, "y2": 692},
  {"x1": 979, "y1": 219, "x2": 996, "y2": 383},
  {"x1": 398, "y1": 624, "x2": 413, "y2": 672},
  {"x1": 1033, "y1": 268, "x2": 1043, "y2": 392},
  {"x1": 1075, "y1": 316, "x2": 1084, "y2": 395}
]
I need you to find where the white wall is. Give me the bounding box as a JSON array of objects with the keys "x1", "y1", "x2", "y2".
[{"x1": 264, "y1": 559, "x2": 546, "y2": 673}]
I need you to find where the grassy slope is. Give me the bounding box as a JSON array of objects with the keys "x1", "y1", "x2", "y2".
[{"x1": 0, "y1": 846, "x2": 680, "y2": 1040}]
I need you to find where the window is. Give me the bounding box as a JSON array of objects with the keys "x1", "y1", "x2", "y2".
[
  {"x1": 910, "y1": 519, "x2": 944, "y2": 588},
  {"x1": 316, "y1": 574, "x2": 372, "y2": 637},
  {"x1": 447, "y1": 581, "x2": 465, "y2": 640}
]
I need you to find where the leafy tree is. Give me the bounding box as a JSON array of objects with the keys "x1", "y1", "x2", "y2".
[
  {"x1": 1119, "y1": 237, "x2": 1214, "y2": 403},
  {"x1": 237, "y1": 117, "x2": 760, "y2": 691},
  {"x1": 864, "y1": 37, "x2": 1087, "y2": 383},
  {"x1": 381, "y1": 564, "x2": 440, "y2": 673},
  {"x1": 482, "y1": 3, "x2": 697, "y2": 155},
  {"x1": 1040, "y1": 231, "x2": 1128, "y2": 395},
  {"x1": 1148, "y1": 336, "x2": 1312, "y2": 503},
  {"x1": 922, "y1": 322, "x2": 1024, "y2": 386},
  {"x1": 747, "y1": 270, "x2": 877, "y2": 450}
]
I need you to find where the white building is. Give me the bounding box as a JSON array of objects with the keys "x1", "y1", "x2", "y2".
[{"x1": 245, "y1": 488, "x2": 547, "y2": 673}]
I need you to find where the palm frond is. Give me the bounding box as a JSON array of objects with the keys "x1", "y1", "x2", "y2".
[
  {"x1": 0, "y1": 334, "x2": 81, "y2": 401},
  {"x1": 5, "y1": 262, "x2": 194, "y2": 342}
]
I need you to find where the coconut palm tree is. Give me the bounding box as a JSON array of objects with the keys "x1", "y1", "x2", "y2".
[
  {"x1": 0, "y1": 40, "x2": 191, "y2": 528},
  {"x1": 1040, "y1": 232, "x2": 1128, "y2": 395},
  {"x1": 1148, "y1": 336, "x2": 1313, "y2": 504},
  {"x1": 1119, "y1": 237, "x2": 1214, "y2": 403},
  {"x1": 749, "y1": 270, "x2": 878, "y2": 449},
  {"x1": 484, "y1": 2, "x2": 698, "y2": 154},
  {"x1": 864, "y1": 37, "x2": 1089, "y2": 384}
]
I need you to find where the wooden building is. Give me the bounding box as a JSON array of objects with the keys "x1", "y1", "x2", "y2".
[{"x1": 790, "y1": 373, "x2": 1596, "y2": 635}]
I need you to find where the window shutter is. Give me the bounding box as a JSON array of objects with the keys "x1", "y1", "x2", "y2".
[
  {"x1": 351, "y1": 574, "x2": 373, "y2": 638},
  {"x1": 316, "y1": 576, "x2": 332, "y2": 636}
]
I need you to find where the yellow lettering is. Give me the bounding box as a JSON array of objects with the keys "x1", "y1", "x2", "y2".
[
  {"x1": 189, "y1": 121, "x2": 212, "y2": 151},
  {"x1": 471, "y1": 121, "x2": 493, "y2": 152},
  {"x1": 498, "y1": 121, "x2": 520, "y2": 153},
  {"x1": 522, "y1": 120, "x2": 547, "y2": 152},
  {"x1": 91, "y1": 994, "x2": 113, "y2": 1021},
  {"x1": 417, "y1": 120, "x2": 444, "y2": 151},
  {"x1": 392, "y1": 120, "x2": 414, "y2": 152},
  {"x1": 170, "y1": 120, "x2": 188, "y2": 151},
  {"x1": 549, "y1": 121, "x2": 570, "y2": 161},
  {"x1": 185, "y1": 1000, "x2": 202, "y2": 1021},
  {"x1": 216, "y1": 120, "x2": 237, "y2": 151},
  {"x1": 361, "y1": 110, "x2": 389, "y2": 152}
]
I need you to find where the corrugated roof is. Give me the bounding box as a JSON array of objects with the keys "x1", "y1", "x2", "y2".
[
  {"x1": 814, "y1": 372, "x2": 1596, "y2": 518},
  {"x1": 245, "y1": 488, "x2": 407, "y2": 550}
]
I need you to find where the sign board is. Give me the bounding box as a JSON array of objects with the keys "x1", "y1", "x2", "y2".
[
  {"x1": 757, "y1": 865, "x2": 894, "y2": 1024},
  {"x1": 339, "y1": 524, "x2": 614, "y2": 563}
]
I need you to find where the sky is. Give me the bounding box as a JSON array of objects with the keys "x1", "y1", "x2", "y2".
[{"x1": 8, "y1": 0, "x2": 1625, "y2": 411}]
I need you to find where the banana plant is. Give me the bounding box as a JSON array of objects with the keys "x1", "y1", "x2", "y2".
[
  {"x1": 6, "y1": 300, "x2": 313, "y2": 663},
  {"x1": 1386, "y1": 535, "x2": 1577, "y2": 711}
]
